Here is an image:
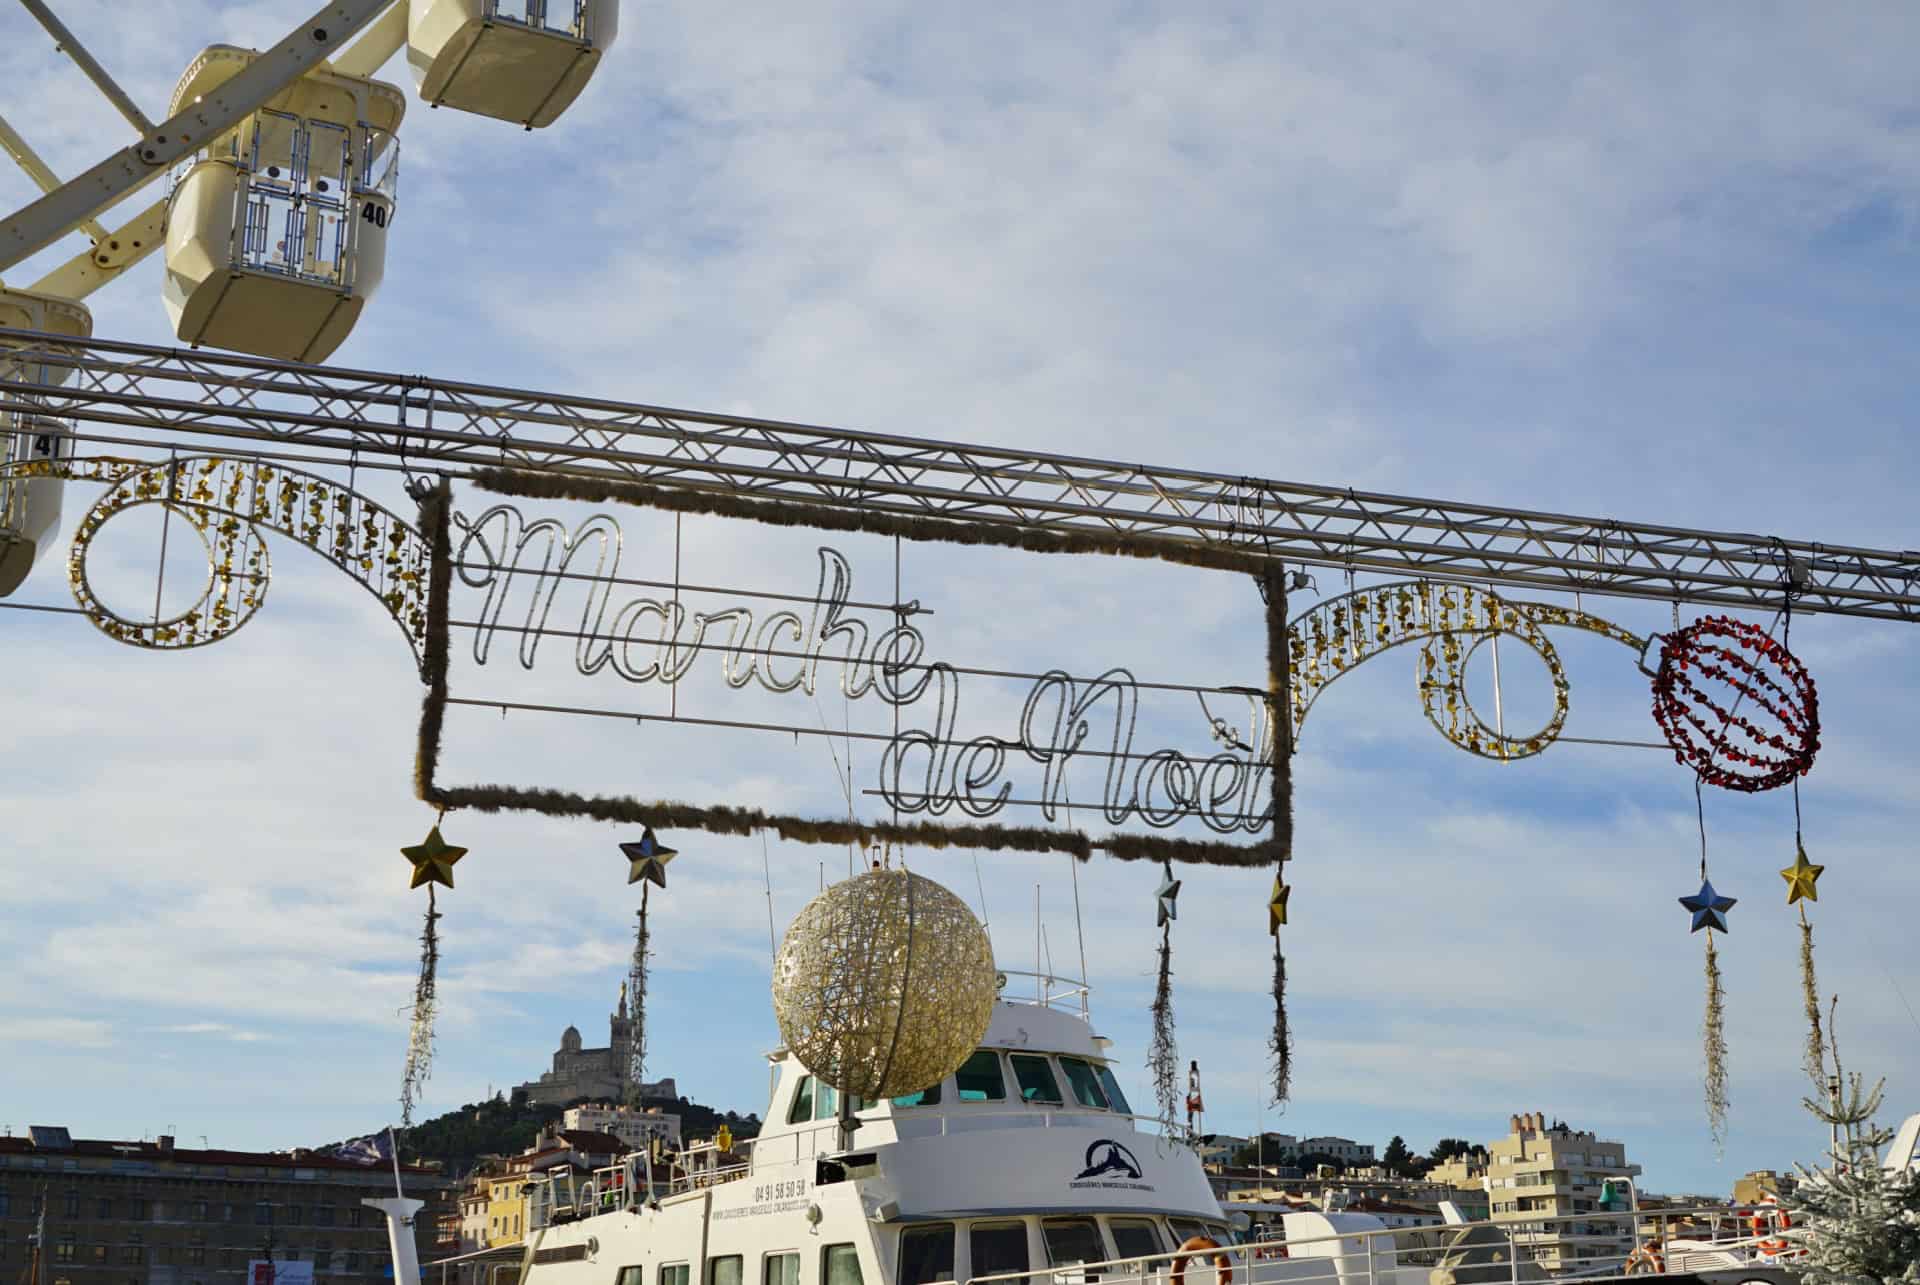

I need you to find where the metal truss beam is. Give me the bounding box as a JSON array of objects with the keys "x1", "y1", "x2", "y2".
[{"x1": 3, "y1": 328, "x2": 1917, "y2": 622}]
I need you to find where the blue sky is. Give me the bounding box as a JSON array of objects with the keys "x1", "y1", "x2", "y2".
[{"x1": 2, "y1": 1, "x2": 1919, "y2": 1197}]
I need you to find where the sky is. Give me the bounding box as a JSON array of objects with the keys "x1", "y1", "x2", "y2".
[{"x1": 2, "y1": 0, "x2": 1919, "y2": 1198}]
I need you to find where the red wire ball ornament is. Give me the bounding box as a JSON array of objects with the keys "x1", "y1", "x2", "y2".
[{"x1": 1651, "y1": 615, "x2": 1820, "y2": 792}]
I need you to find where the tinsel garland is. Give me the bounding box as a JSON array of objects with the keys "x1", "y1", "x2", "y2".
[
  {"x1": 1149, "y1": 923, "x2": 1178, "y2": 1126},
  {"x1": 1269, "y1": 934, "x2": 1292, "y2": 1106},
  {"x1": 1799, "y1": 906, "x2": 1826, "y2": 1088},
  {"x1": 625, "y1": 888, "x2": 649, "y2": 1105},
  {"x1": 1262, "y1": 564, "x2": 1294, "y2": 1105},
  {"x1": 400, "y1": 885, "x2": 441, "y2": 1128},
  {"x1": 410, "y1": 480, "x2": 1289, "y2": 869},
  {"x1": 1704, "y1": 930, "x2": 1728, "y2": 1152}
]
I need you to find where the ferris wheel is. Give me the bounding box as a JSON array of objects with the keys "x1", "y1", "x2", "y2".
[{"x1": 0, "y1": 0, "x2": 617, "y2": 591}]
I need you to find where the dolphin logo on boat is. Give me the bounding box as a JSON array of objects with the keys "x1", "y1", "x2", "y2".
[{"x1": 1075, "y1": 1139, "x2": 1143, "y2": 1181}]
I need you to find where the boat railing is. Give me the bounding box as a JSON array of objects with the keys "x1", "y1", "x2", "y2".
[
  {"x1": 742, "y1": 1107, "x2": 1191, "y2": 1172},
  {"x1": 944, "y1": 1201, "x2": 1802, "y2": 1285},
  {"x1": 995, "y1": 967, "x2": 1091, "y2": 1018}
]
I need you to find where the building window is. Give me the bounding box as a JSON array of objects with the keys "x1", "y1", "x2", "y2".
[
  {"x1": 195, "y1": 1201, "x2": 210, "y2": 1221},
  {"x1": 286, "y1": 1206, "x2": 304, "y2": 1226},
  {"x1": 315, "y1": 1245, "x2": 332, "y2": 1272},
  {"x1": 256, "y1": 1203, "x2": 273, "y2": 1225},
  {"x1": 55, "y1": 1235, "x2": 77, "y2": 1264},
  {"x1": 92, "y1": 1246, "x2": 108, "y2": 1265},
  {"x1": 130, "y1": 1199, "x2": 150, "y2": 1221},
  {"x1": 315, "y1": 1207, "x2": 334, "y2": 1227},
  {"x1": 343, "y1": 1253, "x2": 359, "y2": 1274},
  {"x1": 63, "y1": 1190, "x2": 80, "y2": 1217}
]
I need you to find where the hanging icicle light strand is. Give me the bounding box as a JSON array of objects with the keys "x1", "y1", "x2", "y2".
[
  {"x1": 400, "y1": 884, "x2": 441, "y2": 1128},
  {"x1": 1269, "y1": 934, "x2": 1292, "y2": 1107},
  {"x1": 1149, "y1": 922, "x2": 1178, "y2": 1128},
  {"x1": 1799, "y1": 906, "x2": 1825, "y2": 1087},
  {"x1": 627, "y1": 885, "x2": 649, "y2": 1103},
  {"x1": 1704, "y1": 929, "x2": 1728, "y2": 1153}
]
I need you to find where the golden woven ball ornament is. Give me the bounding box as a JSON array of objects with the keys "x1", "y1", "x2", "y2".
[{"x1": 771, "y1": 867, "x2": 998, "y2": 1099}]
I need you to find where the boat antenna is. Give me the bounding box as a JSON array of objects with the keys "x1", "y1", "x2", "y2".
[
  {"x1": 1034, "y1": 884, "x2": 1043, "y2": 1003},
  {"x1": 761, "y1": 831, "x2": 778, "y2": 964},
  {"x1": 388, "y1": 1125, "x2": 403, "y2": 1198},
  {"x1": 1069, "y1": 852, "x2": 1089, "y2": 1013},
  {"x1": 971, "y1": 853, "x2": 992, "y2": 935},
  {"x1": 1042, "y1": 922, "x2": 1056, "y2": 986}
]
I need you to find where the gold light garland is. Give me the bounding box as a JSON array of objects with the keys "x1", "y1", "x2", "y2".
[
  {"x1": 1289, "y1": 580, "x2": 1644, "y2": 761},
  {"x1": 0, "y1": 454, "x2": 431, "y2": 660}
]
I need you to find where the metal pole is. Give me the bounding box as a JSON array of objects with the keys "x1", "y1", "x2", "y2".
[{"x1": 17, "y1": 0, "x2": 155, "y2": 135}]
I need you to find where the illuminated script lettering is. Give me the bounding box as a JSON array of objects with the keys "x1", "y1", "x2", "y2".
[{"x1": 452, "y1": 505, "x2": 1273, "y2": 834}]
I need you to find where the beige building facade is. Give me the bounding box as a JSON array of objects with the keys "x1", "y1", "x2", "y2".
[{"x1": 1485, "y1": 1112, "x2": 1641, "y2": 1271}]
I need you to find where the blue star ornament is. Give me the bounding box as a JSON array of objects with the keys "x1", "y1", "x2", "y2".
[{"x1": 1678, "y1": 878, "x2": 1737, "y2": 933}]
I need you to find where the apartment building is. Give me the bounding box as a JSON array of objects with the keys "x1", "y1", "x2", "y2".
[
  {"x1": 559, "y1": 1105, "x2": 682, "y2": 1152},
  {"x1": 1484, "y1": 1112, "x2": 1642, "y2": 1271},
  {"x1": 0, "y1": 1127, "x2": 452, "y2": 1285}
]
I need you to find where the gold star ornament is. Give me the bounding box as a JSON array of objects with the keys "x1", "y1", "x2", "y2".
[
  {"x1": 1780, "y1": 843, "x2": 1824, "y2": 905},
  {"x1": 1268, "y1": 876, "x2": 1290, "y2": 934},
  {"x1": 401, "y1": 825, "x2": 467, "y2": 890},
  {"x1": 619, "y1": 827, "x2": 677, "y2": 888}
]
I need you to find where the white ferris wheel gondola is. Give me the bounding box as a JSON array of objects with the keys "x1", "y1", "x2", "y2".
[
  {"x1": 161, "y1": 46, "x2": 405, "y2": 364},
  {"x1": 0, "y1": 286, "x2": 90, "y2": 595},
  {"x1": 407, "y1": 0, "x2": 619, "y2": 130}
]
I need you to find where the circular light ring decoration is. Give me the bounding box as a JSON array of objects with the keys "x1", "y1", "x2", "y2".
[
  {"x1": 2, "y1": 454, "x2": 432, "y2": 659},
  {"x1": 771, "y1": 867, "x2": 997, "y2": 1100},
  {"x1": 1651, "y1": 615, "x2": 1819, "y2": 792},
  {"x1": 1417, "y1": 625, "x2": 1571, "y2": 762},
  {"x1": 1288, "y1": 580, "x2": 1643, "y2": 763}
]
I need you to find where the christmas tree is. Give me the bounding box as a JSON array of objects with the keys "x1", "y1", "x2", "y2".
[{"x1": 1789, "y1": 997, "x2": 1920, "y2": 1284}]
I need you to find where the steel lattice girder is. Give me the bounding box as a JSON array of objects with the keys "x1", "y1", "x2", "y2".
[{"x1": 3, "y1": 328, "x2": 1917, "y2": 621}]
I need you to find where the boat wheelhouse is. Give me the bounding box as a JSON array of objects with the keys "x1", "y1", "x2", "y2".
[{"x1": 504, "y1": 974, "x2": 1236, "y2": 1285}]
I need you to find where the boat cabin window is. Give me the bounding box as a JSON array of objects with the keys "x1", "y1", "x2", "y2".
[
  {"x1": 708, "y1": 1256, "x2": 743, "y2": 1285},
  {"x1": 970, "y1": 1223, "x2": 1029, "y2": 1278},
  {"x1": 789, "y1": 1077, "x2": 863, "y2": 1123},
  {"x1": 1010, "y1": 1055, "x2": 1063, "y2": 1105},
  {"x1": 661, "y1": 1265, "x2": 691, "y2": 1285},
  {"x1": 892, "y1": 1083, "x2": 942, "y2": 1108},
  {"x1": 1057, "y1": 1059, "x2": 1108, "y2": 1110},
  {"x1": 1093, "y1": 1065, "x2": 1132, "y2": 1116},
  {"x1": 616, "y1": 1269, "x2": 644, "y2": 1285},
  {"x1": 764, "y1": 1252, "x2": 800, "y2": 1285},
  {"x1": 1043, "y1": 1219, "x2": 1105, "y2": 1273},
  {"x1": 823, "y1": 1244, "x2": 863, "y2": 1285},
  {"x1": 1107, "y1": 1220, "x2": 1161, "y2": 1261},
  {"x1": 1168, "y1": 1220, "x2": 1210, "y2": 1245},
  {"x1": 898, "y1": 1224, "x2": 955, "y2": 1285},
  {"x1": 788, "y1": 1077, "x2": 816, "y2": 1124},
  {"x1": 954, "y1": 1051, "x2": 1006, "y2": 1102}
]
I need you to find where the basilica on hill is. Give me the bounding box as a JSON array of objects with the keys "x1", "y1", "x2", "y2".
[{"x1": 515, "y1": 981, "x2": 676, "y2": 1107}]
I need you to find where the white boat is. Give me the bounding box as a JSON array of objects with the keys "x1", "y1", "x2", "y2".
[{"x1": 374, "y1": 973, "x2": 1845, "y2": 1285}]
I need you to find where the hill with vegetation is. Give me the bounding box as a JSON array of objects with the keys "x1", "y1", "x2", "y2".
[{"x1": 320, "y1": 1092, "x2": 762, "y2": 1179}]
